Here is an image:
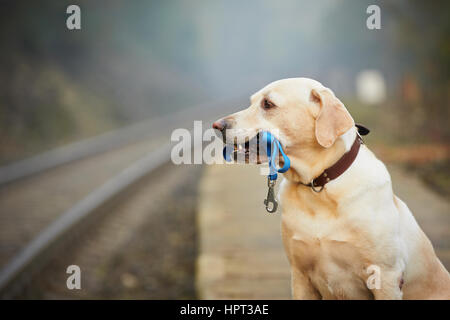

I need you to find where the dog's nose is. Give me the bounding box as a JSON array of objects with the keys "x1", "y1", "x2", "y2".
[{"x1": 212, "y1": 119, "x2": 227, "y2": 131}]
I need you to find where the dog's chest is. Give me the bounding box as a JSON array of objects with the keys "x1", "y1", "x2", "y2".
[
  {"x1": 279, "y1": 188, "x2": 372, "y2": 298},
  {"x1": 281, "y1": 213, "x2": 371, "y2": 299}
]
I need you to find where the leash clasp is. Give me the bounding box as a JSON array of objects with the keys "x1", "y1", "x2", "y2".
[{"x1": 264, "y1": 178, "x2": 278, "y2": 213}]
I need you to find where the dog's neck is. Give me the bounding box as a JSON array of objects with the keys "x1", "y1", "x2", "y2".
[{"x1": 283, "y1": 127, "x2": 357, "y2": 185}]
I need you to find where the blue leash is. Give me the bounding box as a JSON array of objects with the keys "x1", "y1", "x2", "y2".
[
  {"x1": 222, "y1": 131, "x2": 291, "y2": 213},
  {"x1": 261, "y1": 131, "x2": 290, "y2": 181}
]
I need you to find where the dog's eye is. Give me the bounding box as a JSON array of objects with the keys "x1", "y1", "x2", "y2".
[{"x1": 262, "y1": 98, "x2": 276, "y2": 110}]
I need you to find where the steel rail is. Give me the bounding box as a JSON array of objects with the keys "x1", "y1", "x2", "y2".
[
  {"x1": 0, "y1": 98, "x2": 240, "y2": 186},
  {"x1": 0, "y1": 127, "x2": 208, "y2": 297}
]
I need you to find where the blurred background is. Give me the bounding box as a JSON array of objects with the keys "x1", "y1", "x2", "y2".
[{"x1": 0, "y1": 0, "x2": 448, "y2": 299}]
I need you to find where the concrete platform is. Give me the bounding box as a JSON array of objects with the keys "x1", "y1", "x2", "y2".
[{"x1": 196, "y1": 164, "x2": 290, "y2": 299}]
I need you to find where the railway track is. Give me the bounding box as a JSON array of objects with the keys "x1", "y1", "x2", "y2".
[{"x1": 0, "y1": 100, "x2": 241, "y2": 298}]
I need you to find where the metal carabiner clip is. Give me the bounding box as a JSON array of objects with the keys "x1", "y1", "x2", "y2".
[{"x1": 264, "y1": 178, "x2": 278, "y2": 213}]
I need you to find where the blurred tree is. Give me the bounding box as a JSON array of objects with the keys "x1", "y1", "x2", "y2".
[
  {"x1": 0, "y1": 0, "x2": 208, "y2": 163},
  {"x1": 321, "y1": 0, "x2": 449, "y2": 142},
  {"x1": 387, "y1": 0, "x2": 450, "y2": 141}
]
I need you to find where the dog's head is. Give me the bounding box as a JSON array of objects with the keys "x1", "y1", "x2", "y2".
[{"x1": 213, "y1": 78, "x2": 356, "y2": 182}]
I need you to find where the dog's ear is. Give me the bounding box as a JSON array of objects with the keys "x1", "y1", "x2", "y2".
[{"x1": 311, "y1": 89, "x2": 354, "y2": 148}]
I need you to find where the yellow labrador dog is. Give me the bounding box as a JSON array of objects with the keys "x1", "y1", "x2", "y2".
[{"x1": 212, "y1": 78, "x2": 450, "y2": 300}]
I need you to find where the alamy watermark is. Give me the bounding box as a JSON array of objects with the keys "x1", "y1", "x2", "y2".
[
  {"x1": 171, "y1": 121, "x2": 280, "y2": 176},
  {"x1": 66, "y1": 5, "x2": 81, "y2": 30},
  {"x1": 366, "y1": 264, "x2": 381, "y2": 290},
  {"x1": 366, "y1": 5, "x2": 381, "y2": 30},
  {"x1": 66, "y1": 265, "x2": 81, "y2": 290},
  {"x1": 65, "y1": 5, "x2": 379, "y2": 31}
]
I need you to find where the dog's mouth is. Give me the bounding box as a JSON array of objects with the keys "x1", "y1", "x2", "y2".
[
  {"x1": 225, "y1": 132, "x2": 283, "y2": 165},
  {"x1": 225, "y1": 132, "x2": 260, "y2": 164}
]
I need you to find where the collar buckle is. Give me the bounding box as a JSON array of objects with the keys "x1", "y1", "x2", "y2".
[{"x1": 310, "y1": 179, "x2": 325, "y2": 193}]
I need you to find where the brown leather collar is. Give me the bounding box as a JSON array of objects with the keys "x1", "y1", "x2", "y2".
[{"x1": 303, "y1": 134, "x2": 363, "y2": 192}]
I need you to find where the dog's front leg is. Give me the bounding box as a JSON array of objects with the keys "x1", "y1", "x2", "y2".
[{"x1": 291, "y1": 268, "x2": 321, "y2": 300}]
